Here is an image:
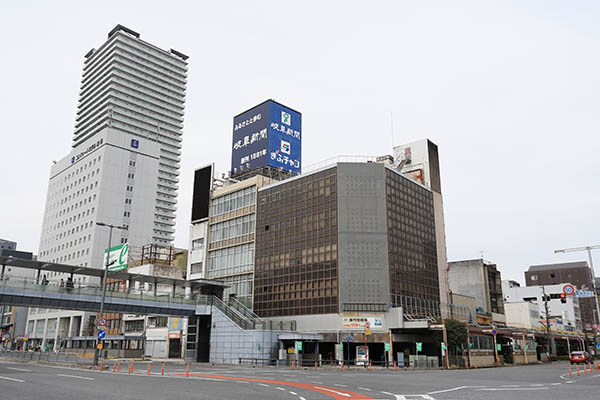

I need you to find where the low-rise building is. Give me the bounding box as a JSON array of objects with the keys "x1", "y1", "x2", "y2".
[
  {"x1": 502, "y1": 280, "x2": 581, "y2": 332},
  {"x1": 448, "y1": 259, "x2": 505, "y2": 325}
]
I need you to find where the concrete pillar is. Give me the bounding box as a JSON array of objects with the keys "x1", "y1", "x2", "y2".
[
  {"x1": 53, "y1": 319, "x2": 61, "y2": 352},
  {"x1": 40, "y1": 319, "x2": 49, "y2": 349}
]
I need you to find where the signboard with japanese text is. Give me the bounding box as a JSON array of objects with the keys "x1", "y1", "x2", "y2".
[
  {"x1": 231, "y1": 100, "x2": 301, "y2": 176},
  {"x1": 267, "y1": 101, "x2": 301, "y2": 173},
  {"x1": 103, "y1": 243, "x2": 128, "y2": 272},
  {"x1": 342, "y1": 316, "x2": 384, "y2": 330}
]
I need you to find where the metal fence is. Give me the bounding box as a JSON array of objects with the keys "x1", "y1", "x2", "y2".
[
  {"x1": 0, "y1": 349, "x2": 94, "y2": 365},
  {"x1": 390, "y1": 294, "x2": 472, "y2": 323}
]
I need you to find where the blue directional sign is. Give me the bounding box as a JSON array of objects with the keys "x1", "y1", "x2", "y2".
[
  {"x1": 343, "y1": 336, "x2": 354, "y2": 342},
  {"x1": 97, "y1": 329, "x2": 106, "y2": 339}
]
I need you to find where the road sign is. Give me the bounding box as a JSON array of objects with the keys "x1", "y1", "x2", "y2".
[
  {"x1": 97, "y1": 329, "x2": 106, "y2": 339},
  {"x1": 97, "y1": 343, "x2": 103, "y2": 350},
  {"x1": 365, "y1": 329, "x2": 371, "y2": 335},
  {"x1": 597, "y1": 343, "x2": 600, "y2": 350},
  {"x1": 98, "y1": 317, "x2": 106, "y2": 327},
  {"x1": 343, "y1": 336, "x2": 354, "y2": 342},
  {"x1": 295, "y1": 341, "x2": 302, "y2": 352},
  {"x1": 594, "y1": 323, "x2": 599, "y2": 329},
  {"x1": 416, "y1": 342, "x2": 422, "y2": 352},
  {"x1": 104, "y1": 243, "x2": 129, "y2": 272},
  {"x1": 491, "y1": 329, "x2": 497, "y2": 336},
  {"x1": 562, "y1": 284, "x2": 575, "y2": 295},
  {"x1": 586, "y1": 323, "x2": 593, "y2": 330},
  {"x1": 385, "y1": 342, "x2": 390, "y2": 352}
]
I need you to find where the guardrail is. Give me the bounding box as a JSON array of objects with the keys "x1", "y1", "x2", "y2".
[{"x1": 0, "y1": 349, "x2": 93, "y2": 365}]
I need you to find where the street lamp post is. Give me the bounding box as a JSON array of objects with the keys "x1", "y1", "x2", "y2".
[{"x1": 93, "y1": 222, "x2": 127, "y2": 367}]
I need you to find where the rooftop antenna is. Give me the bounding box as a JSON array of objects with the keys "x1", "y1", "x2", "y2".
[{"x1": 390, "y1": 111, "x2": 395, "y2": 150}]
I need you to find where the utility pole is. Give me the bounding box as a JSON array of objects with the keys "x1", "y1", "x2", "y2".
[
  {"x1": 542, "y1": 285, "x2": 554, "y2": 357},
  {"x1": 93, "y1": 222, "x2": 127, "y2": 367}
]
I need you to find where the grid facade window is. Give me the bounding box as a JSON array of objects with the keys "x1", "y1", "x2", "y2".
[
  {"x1": 386, "y1": 169, "x2": 439, "y2": 302},
  {"x1": 254, "y1": 167, "x2": 338, "y2": 318},
  {"x1": 222, "y1": 273, "x2": 254, "y2": 307},
  {"x1": 210, "y1": 186, "x2": 256, "y2": 217},
  {"x1": 207, "y1": 243, "x2": 254, "y2": 278},
  {"x1": 209, "y1": 214, "x2": 255, "y2": 244},
  {"x1": 190, "y1": 262, "x2": 203, "y2": 275}
]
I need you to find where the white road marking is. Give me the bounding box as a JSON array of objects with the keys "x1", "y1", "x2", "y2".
[
  {"x1": 311, "y1": 381, "x2": 324, "y2": 384},
  {"x1": 5, "y1": 367, "x2": 30, "y2": 372},
  {"x1": 477, "y1": 387, "x2": 548, "y2": 391},
  {"x1": 501, "y1": 384, "x2": 520, "y2": 387},
  {"x1": 530, "y1": 383, "x2": 545, "y2": 387},
  {"x1": 315, "y1": 387, "x2": 351, "y2": 397},
  {"x1": 257, "y1": 383, "x2": 270, "y2": 387},
  {"x1": 236, "y1": 380, "x2": 248, "y2": 383},
  {"x1": 428, "y1": 385, "x2": 485, "y2": 394},
  {"x1": 299, "y1": 397, "x2": 306, "y2": 400},
  {"x1": 381, "y1": 391, "x2": 395, "y2": 395},
  {"x1": 358, "y1": 387, "x2": 372, "y2": 391},
  {"x1": 0, "y1": 375, "x2": 24, "y2": 383},
  {"x1": 334, "y1": 383, "x2": 348, "y2": 387},
  {"x1": 289, "y1": 391, "x2": 297, "y2": 395},
  {"x1": 277, "y1": 387, "x2": 286, "y2": 391},
  {"x1": 56, "y1": 373, "x2": 95, "y2": 381},
  {"x1": 551, "y1": 383, "x2": 561, "y2": 385},
  {"x1": 394, "y1": 395, "x2": 435, "y2": 400}
]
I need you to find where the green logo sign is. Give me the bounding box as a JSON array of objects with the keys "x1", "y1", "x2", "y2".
[
  {"x1": 281, "y1": 111, "x2": 291, "y2": 126},
  {"x1": 295, "y1": 341, "x2": 303, "y2": 352},
  {"x1": 416, "y1": 342, "x2": 422, "y2": 352},
  {"x1": 384, "y1": 342, "x2": 390, "y2": 351},
  {"x1": 104, "y1": 243, "x2": 129, "y2": 272},
  {"x1": 496, "y1": 344, "x2": 502, "y2": 351}
]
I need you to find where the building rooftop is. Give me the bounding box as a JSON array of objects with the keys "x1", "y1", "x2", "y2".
[{"x1": 528, "y1": 261, "x2": 588, "y2": 272}]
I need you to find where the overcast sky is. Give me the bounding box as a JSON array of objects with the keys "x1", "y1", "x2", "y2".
[{"x1": 1, "y1": 1, "x2": 599, "y2": 284}]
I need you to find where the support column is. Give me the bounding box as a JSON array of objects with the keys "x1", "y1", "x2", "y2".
[
  {"x1": 40, "y1": 319, "x2": 49, "y2": 350},
  {"x1": 53, "y1": 318, "x2": 61, "y2": 352},
  {"x1": 67, "y1": 316, "x2": 74, "y2": 345},
  {"x1": 1, "y1": 264, "x2": 5, "y2": 280}
]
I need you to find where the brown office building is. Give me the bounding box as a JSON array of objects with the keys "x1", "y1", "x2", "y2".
[
  {"x1": 525, "y1": 261, "x2": 598, "y2": 326},
  {"x1": 253, "y1": 161, "x2": 439, "y2": 318}
]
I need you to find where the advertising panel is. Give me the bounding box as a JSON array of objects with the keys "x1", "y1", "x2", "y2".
[
  {"x1": 103, "y1": 243, "x2": 129, "y2": 272},
  {"x1": 342, "y1": 316, "x2": 384, "y2": 330},
  {"x1": 231, "y1": 100, "x2": 302, "y2": 176},
  {"x1": 231, "y1": 101, "x2": 270, "y2": 175},
  {"x1": 191, "y1": 164, "x2": 213, "y2": 222},
  {"x1": 267, "y1": 101, "x2": 302, "y2": 174}
]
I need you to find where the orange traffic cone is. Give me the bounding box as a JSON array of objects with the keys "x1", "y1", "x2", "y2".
[
  {"x1": 577, "y1": 365, "x2": 580, "y2": 376},
  {"x1": 569, "y1": 366, "x2": 572, "y2": 377}
]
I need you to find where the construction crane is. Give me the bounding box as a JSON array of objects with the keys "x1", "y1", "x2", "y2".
[
  {"x1": 554, "y1": 245, "x2": 600, "y2": 279},
  {"x1": 554, "y1": 245, "x2": 600, "y2": 324}
]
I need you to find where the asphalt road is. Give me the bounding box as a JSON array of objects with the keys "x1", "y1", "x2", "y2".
[{"x1": 0, "y1": 359, "x2": 598, "y2": 399}]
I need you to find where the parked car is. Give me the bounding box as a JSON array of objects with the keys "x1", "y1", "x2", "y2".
[{"x1": 569, "y1": 351, "x2": 593, "y2": 364}]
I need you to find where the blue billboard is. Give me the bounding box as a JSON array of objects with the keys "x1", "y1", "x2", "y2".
[{"x1": 231, "y1": 100, "x2": 301, "y2": 176}]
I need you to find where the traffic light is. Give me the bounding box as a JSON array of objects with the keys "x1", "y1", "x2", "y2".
[{"x1": 560, "y1": 293, "x2": 567, "y2": 303}]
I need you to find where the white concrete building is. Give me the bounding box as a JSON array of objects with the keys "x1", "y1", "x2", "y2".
[
  {"x1": 30, "y1": 25, "x2": 188, "y2": 350},
  {"x1": 187, "y1": 174, "x2": 275, "y2": 308},
  {"x1": 503, "y1": 302, "x2": 541, "y2": 330},
  {"x1": 502, "y1": 280, "x2": 582, "y2": 332}
]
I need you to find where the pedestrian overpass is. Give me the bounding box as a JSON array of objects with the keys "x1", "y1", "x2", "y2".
[{"x1": 0, "y1": 255, "x2": 223, "y2": 317}]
